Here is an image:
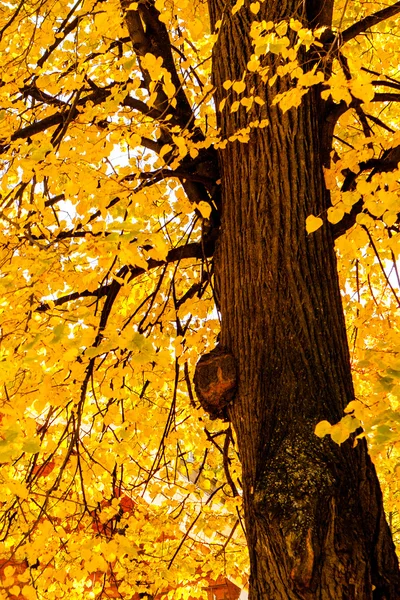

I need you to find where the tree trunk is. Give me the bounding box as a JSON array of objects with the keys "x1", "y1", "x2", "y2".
[{"x1": 208, "y1": 0, "x2": 400, "y2": 597}]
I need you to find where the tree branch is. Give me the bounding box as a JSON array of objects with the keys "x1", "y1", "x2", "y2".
[
  {"x1": 371, "y1": 80, "x2": 400, "y2": 92},
  {"x1": 341, "y1": 2, "x2": 400, "y2": 43},
  {"x1": 325, "y1": 90, "x2": 400, "y2": 133},
  {"x1": 373, "y1": 92, "x2": 400, "y2": 103},
  {"x1": 37, "y1": 12, "x2": 83, "y2": 69},
  {"x1": 140, "y1": 136, "x2": 163, "y2": 154},
  {"x1": 365, "y1": 113, "x2": 395, "y2": 133},
  {"x1": 21, "y1": 84, "x2": 68, "y2": 107},
  {"x1": 332, "y1": 200, "x2": 364, "y2": 239},
  {"x1": 331, "y1": 144, "x2": 400, "y2": 238},
  {"x1": 36, "y1": 239, "x2": 215, "y2": 312},
  {"x1": 126, "y1": 167, "x2": 217, "y2": 189},
  {"x1": 0, "y1": 0, "x2": 24, "y2": 41},
  {"x1": 0, "y1": 86, "x2": 169, "y2": 154},
  {"x1": 121, "y1": 0, "x2": 197, "y2": 134}
]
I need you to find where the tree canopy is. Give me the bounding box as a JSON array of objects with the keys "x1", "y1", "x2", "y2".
[{"x1": 1, "y1": 0, "x2": 400, "y2": 598}]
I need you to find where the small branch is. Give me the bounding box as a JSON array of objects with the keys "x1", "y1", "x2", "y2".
[
  {"x1": 132, "y1": 167, "x2": 217, "y2": 189},
  {"x1": 0, "y1": 86, "x2": 166, "y2": 154},
  {"x1": 37, "y1": 0, "x2": 84, "y2": 68},
  {"x1": 0, "y1": 0, "x2": 24, "y2": 41},
  {"x1": 167, "y1": 484, "x2": 224, "y2": 569},
  {"x1": 364, "y1": 113, "x2": 395, "y2": 133},
  {"x1": 326, "y1": 90, "x2": 400, "y2": 136},
  {"x1": 21, "y1": 85, "x2": 67, "y2": 108},
  {"x1": 36, "y1": 288, "x2": 109, "y2": 312},
  {"x1": 223, "y1": 426, "x2": 238, "y2": 498},
  {"x1": 183, "y1": 362, "x2": 196, "y2": 409},
  {"x1": 365, "y1": 145, "x2": 400, "y2": 173},
  {"x1": 36, "y1": 239, "x2": 215, "y2": 312},
  {"x1": 175, "y1": 272, "x2": 211, "y2": 309},
  {"x1": 362, "y1": 66, "x2": 400, "y2": 86},
  {"x1": 361, "y1": 225, "x2": 400, "y2": 308},
  {"x1": 215, "y1": 519, "x2": 239, "y2": 558},
  {"x1": 44, "y1": 194, "x2": 66, "y2": 208}
]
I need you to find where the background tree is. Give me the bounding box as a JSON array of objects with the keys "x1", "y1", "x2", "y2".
[{"x1": 1, "y1": 0, "x2": 400, "y2": 599}]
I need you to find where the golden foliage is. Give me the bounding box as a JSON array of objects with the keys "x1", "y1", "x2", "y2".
[{"x1": 0, "y1": 0, "x2": 400, "y2": 597}]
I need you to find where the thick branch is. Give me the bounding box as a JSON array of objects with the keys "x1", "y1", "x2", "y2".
[
  {"x1": 325, "y1": 91, "x2": 400, "y2": 132},
  {"x1": 21, "y1": 84, "x2": 68, "y2": 107},
  {"x1": 0, "y1": 86, "x2": 168, "y2": 153},
  {"x1": 137, "y1": 1, "x2": 195, "y2": 131},
  {"x1": 373, "y1": 92, "x2": 400, "y2": 103},
  {"x1": 341, "y1": 2, "x2": 400, "y2": 44},
  {"x1": 332, "y1": 199, "x2": 364, "y2": 239},
  {"x1": 331, "y1": 144, "x2": 400, "y2": 238},
  {"x1": 371, "y1": 80, "x2": 400, "y2": 92},
  {"x1": 121, "y1": 0, "x2": 197, "y2": 134}
]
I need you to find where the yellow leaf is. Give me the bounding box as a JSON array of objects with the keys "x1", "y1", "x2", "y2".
[
  {"x1": 350, "y1": 80, "x2": 374, "y2": 104},
  {"x1": 330, "y1": 425, "x2": 350, "y2": 445},
  {"x1": 8, "y1": 481, "x2": 29, "y2": 499},
  {"x1": 232, "y1": 81, "x2": 246, "y2": 94},
  {"x1": 269, "y1": 74, "x2": 278, "y2": 87},
  {"x1": 163, "y1": 80, "x2": 176, "y2": 98},
  {"x1": 160, "y1": 144, "x2": 173, "y2": 158},
  {"x1": 197, "y1": 201, "x2": 212, "y2": 219},
  {"x1": 315, "y1": 420, "x2": 332, "y2": 438},
  {"x1": 250, "y1": 2, "x2": 260, "y2": 14},
  {"x1": 191, "y1": 19, "x2": 204, "y2": 37},
  {"x1": 232, "y1": 0, "x2": 244, "y2": 15},
  {"x1": 306, "y1": 215, "x2": 323, "y2": 233},
  {"x1": 241, "y1": 97, "x2": 254, "y2": 110},
  {"x1": 9, "y1": 586, "x2": 21, "y2": 597},
  {"x1": 273, "y1": 87, "x2": 308, "y2": 112},
  {"x1": 22, "y1": 585, "x2": 37, "y2": 600},
  {"x1": 327, "y1": 206, "x2": 344, "y2": 225},
  {"x1": 383, "y1": 211, "x2": 397, "y2": 227},
  {"x1": 289, "y1": 18, "x2": 303, "y2": 31},
  {"x1": 275, "y1": 21, "x2": 288, "y2": 36},
  {"x1": 247, "y1": 58, "x2": 260, "y2": 72}
]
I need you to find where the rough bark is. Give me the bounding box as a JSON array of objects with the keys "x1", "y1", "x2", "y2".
[{"x1": 208, "y1": 0, "x2": 400, "y2": 597}]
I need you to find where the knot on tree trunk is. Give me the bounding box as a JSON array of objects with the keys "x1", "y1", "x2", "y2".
[{"x1": 193, "y1": 345, "x2": 237, "y2": 420}]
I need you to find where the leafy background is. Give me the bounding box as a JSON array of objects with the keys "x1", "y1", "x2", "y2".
[{"x1": 0, "y1": 0, "x2": 400, "y2": 597}]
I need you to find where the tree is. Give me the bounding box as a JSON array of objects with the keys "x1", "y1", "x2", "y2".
[{"x1": 1, "y1": 0, "x2": 400, "y2": 598}]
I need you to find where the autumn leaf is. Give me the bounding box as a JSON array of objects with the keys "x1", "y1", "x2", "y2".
[{"x1": 306, "y1": 214, "x2": 323, "y2": 233}]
